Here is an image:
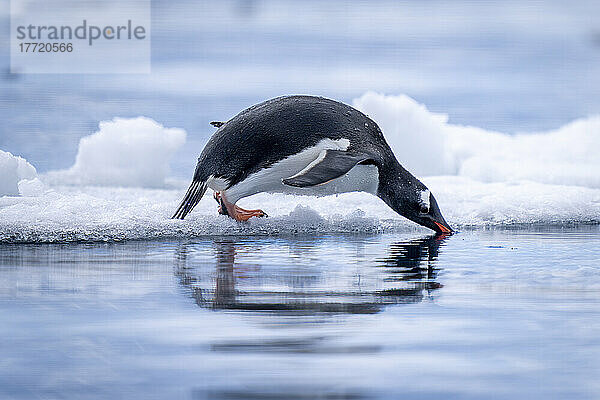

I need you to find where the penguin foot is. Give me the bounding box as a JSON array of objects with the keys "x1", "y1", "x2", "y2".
[
  {"x1": 232, "y1": 205, "x2": 268, "y2": 221},
  {"x1": 214, "y1": 191, "x2": 228, "y2": 215},
  {"x1": 215, "y1": 191, "x2": 267, "y2": 221}
]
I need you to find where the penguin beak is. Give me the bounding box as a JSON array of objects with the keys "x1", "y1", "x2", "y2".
[{"x1": 434, "y1": 221, "x2": 453, "y2": 234}]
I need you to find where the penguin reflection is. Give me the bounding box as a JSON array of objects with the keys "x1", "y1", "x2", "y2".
[
  {"x1": 378, "y1": 235, "x2": 444, "y2": 287},
  {"x1": 174, "y1": 235, "x2": 448, "y2": 314}
]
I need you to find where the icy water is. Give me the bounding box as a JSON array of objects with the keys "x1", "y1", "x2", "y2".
[{"x1": 1, "y1": 227, "x2": 599, "y2": 399}]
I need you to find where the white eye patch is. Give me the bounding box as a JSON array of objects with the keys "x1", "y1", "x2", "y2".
[{"x1": 419, "y1": 189, "x2": 430, "y2": 211}]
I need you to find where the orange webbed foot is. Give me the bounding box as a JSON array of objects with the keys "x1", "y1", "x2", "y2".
[
  {"x1": 233, "y1": 205, "x2": 268, "y2": 221},
  {"x1": 215, "y1": 191, "x2": 267, "y2": 221}
]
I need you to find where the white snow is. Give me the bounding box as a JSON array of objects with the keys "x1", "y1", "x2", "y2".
[
  {"x1": 0, "y1": 149, "x2": 39, "y2": 196},
  {"x1": 0, "y1": 181, "x2": 598, "y2": 243},
  {"x1": 353, "y1": 92, "x2": 600, "y2": 188},
  {"x1": 17, "y1": 178, "x2": 46, "y2": 197},
  {"x1": 45, "y1": 117, "x2": 186, "y2": 188}
]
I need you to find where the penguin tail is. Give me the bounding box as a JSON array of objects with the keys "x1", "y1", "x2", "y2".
[{"x1": 171, "y1": 179, "x2": 208, "y2": 219}]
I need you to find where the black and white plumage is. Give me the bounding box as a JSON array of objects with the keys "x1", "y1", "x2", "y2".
[{"x1": 172, "y1": 95, "x2": 452, "y2": 234}]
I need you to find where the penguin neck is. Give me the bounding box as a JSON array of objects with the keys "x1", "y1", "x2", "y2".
[{"x1": 376, "y1": 159, "x2": 422, "y2": 211}]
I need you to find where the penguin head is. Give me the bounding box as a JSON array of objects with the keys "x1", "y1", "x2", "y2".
[
  {"x1": 409, "y1": 189, "x2": 453, "y2": 234},
  {"x1": 379, "y1": 176, "x2": 453, "y2": 235}
]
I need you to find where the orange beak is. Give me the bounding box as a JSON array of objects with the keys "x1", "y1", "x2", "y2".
[{"x1": 434, "y1": 221, "x2": 453, "y2": 234}]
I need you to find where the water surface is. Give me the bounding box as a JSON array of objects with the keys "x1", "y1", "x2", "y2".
[{"x1": 1, "y1": 227, "x2": 598, "y2": 399}]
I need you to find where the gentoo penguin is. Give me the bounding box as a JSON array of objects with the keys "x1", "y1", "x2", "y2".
[{"x1": 172, "y1": 96, "x2": 452, "y2": 234}]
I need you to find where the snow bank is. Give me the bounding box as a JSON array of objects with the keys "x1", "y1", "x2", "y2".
[
  {"x1": 0, "y1": 149, "x2": 40, "y2": 196},
  {"x1": 353, "y1": 92, "x2": 600, "y2": 188},
  {"x1": 0, "y1": 182, "x2": 598, "y2": 243},
  {"x1": 46, "y1": 117, "x2": 186, "y2": 188}
]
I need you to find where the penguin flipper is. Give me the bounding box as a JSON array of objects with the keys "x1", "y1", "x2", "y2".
[{"x1": 282, "y1": 150, "x2": 372, "y2": 188}]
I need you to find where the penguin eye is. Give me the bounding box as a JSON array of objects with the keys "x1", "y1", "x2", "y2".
[{"x1": 419, "y1": 204, "x2": 429, "y2": 214}]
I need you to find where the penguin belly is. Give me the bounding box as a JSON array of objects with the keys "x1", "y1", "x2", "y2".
[{"x1": 211, "y1": 141, "x2": 379, "y2": 204}]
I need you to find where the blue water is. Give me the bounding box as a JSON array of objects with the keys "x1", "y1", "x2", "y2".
[{"x1": 1, "y1": 227, "x2": 599, "y2": 399}]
